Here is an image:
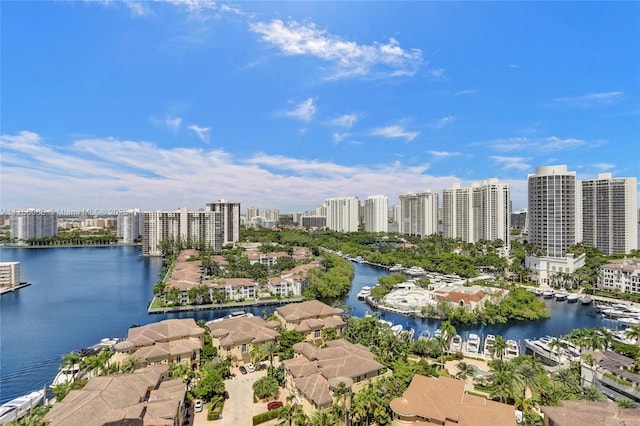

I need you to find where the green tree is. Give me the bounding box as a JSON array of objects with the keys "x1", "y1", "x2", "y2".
[{"x1": 253, "y1": 376, "x2": 279, "y2": 400}]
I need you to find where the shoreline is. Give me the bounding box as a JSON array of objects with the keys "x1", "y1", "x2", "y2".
[
  {"x1": 147, "y1": 296, "x2": 305, "y2": 314},
  {"x1": 0, "y1": 243, "x2": 140, "y2": 249}
]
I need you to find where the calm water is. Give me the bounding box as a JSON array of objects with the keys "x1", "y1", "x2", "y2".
[{"x1": 0, "y1": 248, "x2": 618, "y2": 403}]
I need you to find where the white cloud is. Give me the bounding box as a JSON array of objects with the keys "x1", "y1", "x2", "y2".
[
  {"x1": 490, "y1": 156, "x2": 532, "y2": 171},
  {"x1": 427, "y1": 68, "x2": 446, "y2": 81},
  {"x1": 1, "y1": 131, "x2": 462, "y2": 212},
  {"x1": 453, "y1": 89, "x2": 478, "y2": 96},
  {"x1": 510, "y1": 64, "x2": 519, "y2": 68},
  {"x1": 123, "y1": 0, "x2": 152, "y2": 17},
  {"x1": 165, "y1": 115, "x2": 183, "y2": 131},
  {"x1": 553, "y1": 91, "x2": 624, "y2": 107},
  {"x1": 479, "y1": 136, "x2": 586, "y2": 153},
  {"x1": 281, "y1": 98, "x2": 317, "y2": 122},
  {"x1": 332, "y1": 133, "x2": 351, "y2": 143},
  {"x1": 328, "y1": 113, "x2": 358, "y2": 129},
  {"x1": 370, "y1": 125, "x2": 419, "y2": 142},
  {"x1": 593, "y1": 162, "x2": 615, "y2": 171},
  {"x1": 428, "y1": 150, "x2": 461, "y2": 158},
  {"x1": 430, "y1": 114, "x2": 456, "y2": 129},
  {"x1": 249, "y1": 19, "x2": 422, "y2": 79},
  {"x1": 189, "y1": 125, "x2": 211, "y2": 143}
]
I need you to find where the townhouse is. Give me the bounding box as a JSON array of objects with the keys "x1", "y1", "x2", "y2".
[
  {"x1": 275, "y1": 300, "x2": 345, "y2": 345},
  {"x1": 207, "y1": 316, "x2": 280, "y2": 367}
]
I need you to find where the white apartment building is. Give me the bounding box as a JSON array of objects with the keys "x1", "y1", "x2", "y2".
[
  {"x1": 0, "y1": 262, "x2": 20, "y2": 287},
  {"x1": 10, "y1": 209, "x2": 58, "y2": 241},
  {"x1": 398, "y1": 190, "x2": 439, "y2": 238},
  {"x1": 142, "y1": 201, "x2": 240, "y2": 256},
  {"x1": 443, "y1": 183, "x2": 472, "y2": 242},
  {"x1": 528, "y1": 165, "x2": 580, "y2": 257},
  {"x1": 325, "y1": 197, "x2": 360, "y2": 232},
  {"x1": 581, "y1": 173, "x2": 638, "y2": 255},
  {"x1": 364, "y1": 195, "x2": 388, "y2": 233},
  {"x1": 245, "y1": 207, "x2": 260, "y2": 222},
  {"x1": 597, "y1": 258, "x2": 640, "y2": 294},
  {"x1": 117, "y1": 209, "x2": 143, "y2": 244}
]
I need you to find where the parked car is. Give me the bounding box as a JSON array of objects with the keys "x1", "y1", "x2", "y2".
[
  {"x1": 267, "y1": 401, "x2": 283, "y2": 410},
  {"x1": 239, "y1": 365, "x2": 247, "y2": 375},
  {"x1": 245, "y1": 363, "x2": 255, "y2": 373},
  {"x1": 194, "y1": 399, "x2": 203, "y2": 413}
]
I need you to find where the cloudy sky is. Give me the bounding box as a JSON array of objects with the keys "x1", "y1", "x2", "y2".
[{"x1": 2, "y1": 1, "x2": 638, "y2": 213}]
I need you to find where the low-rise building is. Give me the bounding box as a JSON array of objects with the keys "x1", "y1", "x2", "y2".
[
  {"x1": 0, "y1": 262, "x2": 20, "y2": 288},
  {"x1": 113, "y1": 318, "x2": 204, "y2": 369},
  {"x1": 207, "y1": 316, "x2": 280, "y2": 366},
  {"x1": 540, "y1": 400, "x2": 640, "y2": 426},
  {"x1": 525, "y1": 253, "x2": 586, "y2": 286},
  {"x1": 275, "y1": 300, "x2": 345, "y2": 345},
  {"x1": 43, "y1": 364, "x2": 187, "y2": 426},
  {"x1": 581, "y1": 350, "x2": 640, "y2": 403},
  {"x1": 389, "y1": 375, "x2": 515, "y2": 426},
  {"x1": 598, "y1": 258, "x2": 640, "y2": 294},
  {"x1": 283, "y1": 339, "x2": 388, "y2": 417}
]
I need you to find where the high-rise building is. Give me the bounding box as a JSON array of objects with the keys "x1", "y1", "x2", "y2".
[
  {"x1": 246, "y1": 207, "x2": 260, "y2": 221},
  {"x1": 10, "y1": 209, "x2": 58, "y2": 241},
  {"x1": 117, "y1": 209, "x2": 143, "y2": 244},
  {"x1": 142, "y1": 201, "x2": 240, "y2": 256},
  {"x1": 581, "y1": 173, "x2": 638, "y2": 255},
  {"x1": 398, "y1": 190, "x2": 439, "y2": 238},
  {"x1": 325, "y1": 197, "x2": 360, "y2": 232},
  {"x1": 528, "y1": 165, "x2": 580, "y2": 258},
  {"x1": 443, "y1": 179, "x2": 510, "y2": 248},
  {"x1": 0, "y1": 262, "x2": 20, "y2": 287},
  {"x1": 364, "y1": 195, "x2": 388, "y2": 233},
  {"x1": 511, "y1": 209, "x2": 528, "y2": 232}
]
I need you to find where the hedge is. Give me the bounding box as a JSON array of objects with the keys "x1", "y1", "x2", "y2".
[{"x1": 252, "y1": 407, "x2": 284, "y2": 425}]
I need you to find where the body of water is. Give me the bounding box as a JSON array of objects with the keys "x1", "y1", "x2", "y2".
[{"x1": 0, "y1": 247, "x2": 620, "y2": 403}]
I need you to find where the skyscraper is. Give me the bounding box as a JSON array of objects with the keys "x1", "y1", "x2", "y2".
[
  {"x1": 443, "y1": 183, "x2": 472, "y2": 242},
  {"x1": 364, "y1": 195, "x2": 388, "y2": 233},
  {"x1": 528, "y1": 165, "x2": 579, "y2": 257},
  {"x1": 117, "y1": 209, "x2": 143, "y2": 244},
  {"x1": 398, "y1": 190, "x2": 438, "y2": 238},
  {"x1": 10, "y1": 209, "x2": 58, "y2": 241},
  {"x1": 581, "y1": 173, "x2": 638, "y2": 255},
  {"x1": 325, "y1": 197, "x2": 360, "y2": 232}
]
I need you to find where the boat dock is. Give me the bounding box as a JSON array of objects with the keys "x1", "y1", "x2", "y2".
[{"x1": 147, "y1": 297, "x2": 305, "y2": 314}]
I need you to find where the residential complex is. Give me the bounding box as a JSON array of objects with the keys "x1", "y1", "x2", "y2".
[
  {"x1": 141, "y1": 200, "x2": 240, "y2": 256},
  {"x1": 116, "y1": 208, "x2": 143, "y2": 244},
  {"x1": 364, "y1": 195, "x2": 389, "y2": 233},
  {"x1": 442, "y1": 179, "x2": 510, "y2": 248},
  {"x1": 581, "y1": 173, "x2": 638, "y2": 255},
  {"x1": 0, "y1": 262, "x2": 20, "y2": 288},
  {"x1": 325, "y1": 197, "x2": 360, "y2": 232},
  {"x1": 207, "y1": 316, "x2": 280, "y2": 367},
  {"x1": 10, "y1": 209, "x2": 58, "y2": 241},
  {"x1": 398, "y1": 190, "x2": 439, "y2": 238},
  {"x1": 597, "y1": 258, "x2": 640, "y2": 294},
  {"x1": 275, "y1": 300, "x2": 345, "y2": 345}
]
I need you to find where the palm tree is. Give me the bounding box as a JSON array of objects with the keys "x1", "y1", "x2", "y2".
[
  {"x1": 310, "y1": 409, "x2": 340, "y2": 426},
  {"x1": 515, "y1": 363, "x2": 540, "y2": 399},
  {"x1": 625, "y1": 324, "x2": 640, "y2": 342},
  {"x1": 492, "y1": 336, "x2": 507, "y2": 361},
  {"x1": 581, "y1": 386, "x2": 606, "y2": 402},
  {"x1": 332, "y1": 381, "x2": 352, "y2": 426},
  {"x1": 278, "y1": 404, "x2": 296, "y2": 426},
  {"x1": 455, "y1": 362, "x2": 476, "y2": 381},
  {"x1": 61, "y1": 351, "x2": 82, "y2": 370},
  {"x1": 294, "y1": 410, "x2": 310, "y2": 426},
  {"x1": 616, "y1": 398, "x2": 638, "y2": 409},
  {"x1": 261, "y1": 340, "x2": 279, "y2": 367},
  {"x1": 120, "y1": 357, "x2": 141, "y2": 373}
]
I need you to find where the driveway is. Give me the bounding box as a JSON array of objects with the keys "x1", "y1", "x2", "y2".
[{"x1": 193, "y1": 369, "x2": 267, "y2": 426}]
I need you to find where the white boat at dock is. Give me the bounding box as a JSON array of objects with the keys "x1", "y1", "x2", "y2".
[
  {"x1": 50, "y1": 364, "x2": 80, "y2": 388},
  {"x1": 389, "y1": 264, "x2": 404, "y2": 272},
  {"x1": 542, "y1": 290, "x2": 555, "y2": 299},
  {"x1": 483, "y1": 334, "x2": 496, "y2": 357},
  {"x1": 400, "y1": 328, "x2": 415, "y2": 340},
  {"x1": 418, "y1": 329, "x2": 431, "y2": 340},
  {"x1": 555, "y1": 291, "x2": 567, "y2": 301},
  {"x1": 357, "y1": 286, "x2": 372, "y2": 300},
  {"x1": 504, "y1": 339, "x2": 520, "y2": 360},
  {"x1": 566, "y1": 294, "x2": 579, "y2": 303},
  {"x1": 466, "y1": 333, "x2": 481, "y2": 354},
  {"x1": 0, "y1": 390, "x2": 45, "y2": 424},
  {"x1": 524, "y1": 336, "x2": 563, "y2": 365},
  {"x1": 450, "y1": 335, "x2": 462, "y2": 352},
  {"x1": 390, "y1": 324, "x2": 404, "y2": 336},
  {"x1": 580, "y1": 295, "x2": 593, "y2": 305}
]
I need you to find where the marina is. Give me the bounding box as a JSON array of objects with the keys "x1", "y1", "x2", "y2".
[{"x1": 0, "y1": 390, "x2": 45, "y2": 424}]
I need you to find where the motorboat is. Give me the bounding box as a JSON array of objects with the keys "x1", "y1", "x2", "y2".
[
  {"x1": 484, "y1": 334, "x2": 496, "y2": 357},
  {"x1": 450, "y1": 335, "x2": 462, "y2": 352},
  {"x1": 504, "y1": 339, "x2": 520, "y2": 360},
  {"x1": 389, "y1": 264, "x2": 404, "y2": 272},
  {"x1": 542, "y1": 290, "x2": 555, "y2": 299},
  {"x1": 418, "y1": 329, "x2": 431, "y2": 340},
  {"x1": 0, "y1": 390, "x2": 45, "y2": 424},
  {"x1": 433, "y1": 328, "x2": 442, "y2": 340},
  {"x1": 466, "y1": 333, "x2": 481, "y2": 354},
  {"x1": 555, "y1": 292, "x2": 567, "y2": 301},
  {"x1": 391, "y1": 324, "x2": 404, "y2": 336},
  {"x1": 566, "y1": 294, "x2": 579, "y2": 303},
  {"x1": 401, "y1": 328, "x2": 415, "y2": 340},
  {"x1": 524, "y1": 336, "x2": 563, "y2": 365},
  {"x1": 357, "y1": 286, "x2": 372, "y2": 300},
  {"x1": 51, "y1": 363, "x2": 80, "y2": 388}
]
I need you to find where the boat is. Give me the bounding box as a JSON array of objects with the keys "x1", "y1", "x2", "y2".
[
  {"x1": 389, "y1": 264, "x2": 403, "y2": 272},
  {"x1": 400, "y1": 328, "x2": 415, "y2": 340},
  {"x1": 555, "y1": 291, "x2": 567, "y2": 301},
  {"x1": 542, "y1": 290, "x2": 555, "y2": 299},
  {"x1": 50, "y1": 363, "x2": 80, "y2": 388},
  {"x1": 504, "y1": 339, "x2": 520, "y2": 360},
  {"x1": 566, "y1": 294, "x2": 579, "y2": 303},
  {"x1": 357, "y1": 286, "x2": 372, "y2": 300},
  {"x1": 450, "y1": 335, "x2": 462, "y2": 352},
  {"x1": 0, "y1": 390, "x2": 45, "y2": 424},
  {"x1": 418, "y1": 329, "x2": 431, "y2": 340},
  {"x1": 354, "y1": 256, "x2": 365, "y2": 264},
  {"x1": 483, "y1": 334, "x2": 496, "y2": 357},
  {"x1": 466, "y1": 333, "x2": 481, "y2": 354},
  {"x1": 433, "y1": 328, "x2": 443, "y2": 340},
  {"x1": 390, "y1": 324, "x2": 404, "y2": 336},
  {"x1": 524, "y1": 336, "x2": 563, "y2": 365},
  {"x1": 618, "y1": 317, "x2": 640, "y2": 327},
  {"x1": 579, "y1": 296, "x2": 592, "y2": 305}
]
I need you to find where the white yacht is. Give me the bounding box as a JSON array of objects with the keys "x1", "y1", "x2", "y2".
[
  {"x1": 524, "y1": 336, "x2": 563, "y2": 365},
  {"x1": 450, "y1": 335, "x2": 462, "y2": 352},
  {"x1": 566, "y1": 294, "x2": 579, "y2": 303},
  {"x1": 542, "y1": 290, "x2": 555, "y2": 299},
  {"x1": 357, "y1": 286, "x2": 372, "y2": 300},
  {"x1": 0, "y1": 390, "x2": 45, "y2": 424},
  {"x1": 391, "y1": 324, "x2": 404, "y2": 336},
  {"x1": 418, "y1": 329, "x2": 431, "y2": 340},
  {"x1": 466, "y1": 333, "x2": 481, "y2": 354},
  {"x1": 50, "y1": 363, "x2": 80, "y2": 388},
  {"x1": 483, "y1": 334, "x2": 496, "y2": 357},
  {"x1": 504, "y1": 339, "x2": 520, "y2": 360}
]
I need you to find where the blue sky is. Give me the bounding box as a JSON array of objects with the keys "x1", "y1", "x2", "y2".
[{"x1": 1, "y1": 1, "x2": 639, "y2": 213}]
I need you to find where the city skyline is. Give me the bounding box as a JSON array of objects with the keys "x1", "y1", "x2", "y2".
[{"x1": 1, "y1": 2, "x2": 639, "y2": 212}]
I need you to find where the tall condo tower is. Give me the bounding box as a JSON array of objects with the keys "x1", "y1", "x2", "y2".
[
  {"x1": 117, "y1": 209, "x2": 143, "y2": 244},
  {"x1": 528, "y1": 165, "x2": 580, "y2": 257},
  {"x1": 325, "y1": 197, "x2": 360, "y2": 232},
  {"x1": 581, "y1": 173, "x2": 638, "y2": 254},
  {"x1": 364, "y1": 195, "x2": 389, "y2": 233},
  {"x1": 443, "y1": 183, "x2": 472, "y2": 242},
  {"x1": 398, "y1": 190, "x2": 439, "y2": 238},
  {"x1": 10, "y1": 209, "x2": 58, "y2": 241}
]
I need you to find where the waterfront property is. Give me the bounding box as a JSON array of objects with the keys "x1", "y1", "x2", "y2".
[
  {"x1": 389, "y1": 375, "x2": 515, "y2": 426},
  {"x1": 43, "y1": 365, "x2": 187, "y2": 426},
  {"x1": 207, "y1": 316, "x2": 280, "y2": 367},
  {"x1": 581, "y1": 350, "x2": 640, "y2": 403},
  {"x1": 0, "y1": 261, "x2": 20, "y2": 288},
  {"x1": 283, "y1": 339, "x2": 389, "y2": 417},
  {"x1": 598, "y1": 258, "x2": 640, "y2": 295},
  {"x1": 540, "y1": 400, "x2": 640, "y2": 426},
  {"x1": 113, "y1": 318, "x2": 204, "y2": 369},
  {"x1": 275, "y1": 300, "x2": 346, "y2": 345}
]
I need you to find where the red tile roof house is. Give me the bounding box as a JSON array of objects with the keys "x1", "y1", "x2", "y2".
[
  {"x1": 43, "y1": 364, "x2": 187, "y2": 426},
  {"x1": 275, "y1": 300, "x2": 346, "y2": 345},
  {"x1": 540, "y1": 400, "x2": 640, "y2": 426},
  {"x1": 113, "y1": 318, "x2": 204, "y2": 370},
  {"x1": 432, "y1": 285, "x2": 509, "y2": 310},
  {"x1": 390, "y1": 375, "x2": 515, "y2": 426},
  {"x1": 207, "y1": 316, "x2": 280, "y2": 367},
  {"x1": 283, "y1": 339, "x2": 389, "y2": 417}
]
